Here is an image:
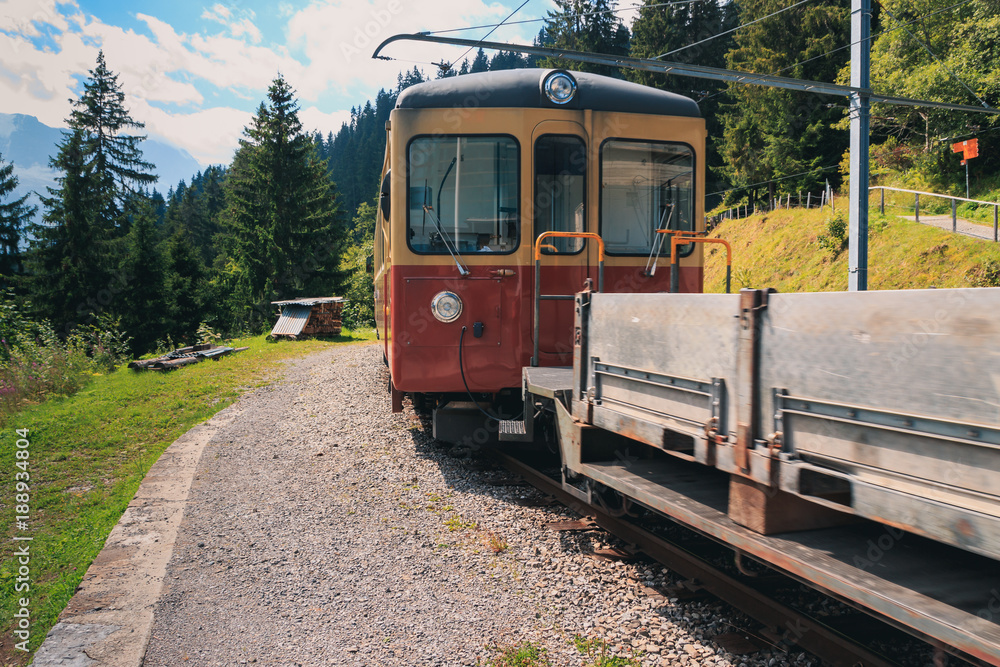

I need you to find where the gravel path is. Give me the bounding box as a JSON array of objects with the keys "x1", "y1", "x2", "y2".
[
  {"x1": 141, "y1": 342, "x2": 812, "y2": 667},
  {"x1": 900, "y1": 214, "x2": 998, "y2": 241}
]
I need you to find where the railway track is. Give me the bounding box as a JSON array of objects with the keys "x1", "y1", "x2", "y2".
[{"x1": 490, "y1": 449, "x2": 973, "y2": 667}]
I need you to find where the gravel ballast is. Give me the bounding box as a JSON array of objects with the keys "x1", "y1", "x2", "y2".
[{"x1": 141, "y1": 342, "x2": 812, "y2": 667}]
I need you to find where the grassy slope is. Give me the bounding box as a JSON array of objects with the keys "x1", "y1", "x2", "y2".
[
  {"x1": 703, "y1": 203, "x2": 1000, "y2": 293},
  {"x1": 0, "y1": 331, "x2": 374, "y2": 663}
]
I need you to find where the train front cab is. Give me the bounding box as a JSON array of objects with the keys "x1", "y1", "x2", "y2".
[{"x1": 373, "y1": 69, "x2": 707, "y2": 417}]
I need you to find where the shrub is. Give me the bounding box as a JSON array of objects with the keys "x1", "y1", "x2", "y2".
[
  {"x1": 966, "y1": 258, "x2": 1000, "y2": 287},
  {"x1": 196, "y1": 321, "x2": 223, "y2": 346},
  {"x1": 68, "y1": 313, "x2": 132, "y2": 371},
  {"x1": 341, "y1": 300, "x2": 374, "y2": 331},
  {"x1": 0, "y1": 292, "x2": 131, "y2": 422},
  {"x1": 818, "y1": 212, "x2": 848, "y2": 254},
  {"x1": 0, "y1": 319, "x2": 91, "y2": 420}
]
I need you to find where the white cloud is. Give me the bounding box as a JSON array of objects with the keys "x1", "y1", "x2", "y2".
[
  {"x1": 299, "y1": 105, "x2": 352, "y2": 138},
  {"x1": 136, "y1": 100, "x2": 250, "y2": 166},
  {"x1": 201, "y1": 3, "x2": 232, "y2": 24},
  {"x1": 0, "y1": 0, "x2": 73, "y2": 36},
  {"x1": 286, "y1": 0, "x2": 513, "y2": 98},
  {"x1": 0, "y1": 27, "x2": 94, "y2": 128},
  {"x1": 230, "y1": 17, "x2": 262, "y2": 44},
  {"x1": 0, "y1": 0, "x2": 547, "y2": 170},
  {"x1": 199, "y1": 4, "x2": 262, "y2": 44},
  {"x1": 138, "y1": 103, "x2": 353, "y2": 167}
]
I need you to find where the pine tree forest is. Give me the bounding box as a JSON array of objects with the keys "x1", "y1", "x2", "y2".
[{"x1": 1, "y1": 1, "x2": 999, "y2": 360}]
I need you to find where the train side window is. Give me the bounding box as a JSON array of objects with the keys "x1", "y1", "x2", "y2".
[
  {"x1": 406, "y1": 135, "x2": 519, "y2": 255},
  {"x1": 600, "y1": 140, "x2": 694, "y2": 256},
  {"x1": 379, "y1": 170, "x2": 391, "y2": 221},
  {"x1": 534, "y1": 135, "x2": 586, "y2": 254}
]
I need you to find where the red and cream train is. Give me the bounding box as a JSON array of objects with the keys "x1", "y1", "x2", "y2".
[{"x1": 374, "y1": 68, "x2": 706, "y2": 411}]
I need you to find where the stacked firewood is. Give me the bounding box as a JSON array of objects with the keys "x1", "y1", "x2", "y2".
[{"x1": 301, "y1": 301, "x2": 343, "y2": 335}]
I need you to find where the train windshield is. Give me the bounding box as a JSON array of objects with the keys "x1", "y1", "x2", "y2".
[
  {"x1": 407, "y1": 136, "x2": 519, "y2": 254},
  {"x1": 600, "y1": 141, "x2": 694, "y2": 255}
]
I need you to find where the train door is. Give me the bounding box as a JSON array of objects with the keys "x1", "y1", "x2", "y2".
[{"x1": 531, "y1": 121, "x2": 592, "y2": 363}]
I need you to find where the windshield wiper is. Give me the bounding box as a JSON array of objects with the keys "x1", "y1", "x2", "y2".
[
  {"x1": 422, "y1": 205, "x2": 469, "y2": 276},
  {"x1": 644, "y1": 203, "x2": 676, "y2": 277}
]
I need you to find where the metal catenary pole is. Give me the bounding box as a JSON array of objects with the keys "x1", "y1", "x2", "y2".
[{"x1": 848, "y1": 0, "x2": 871, "y2": 292}]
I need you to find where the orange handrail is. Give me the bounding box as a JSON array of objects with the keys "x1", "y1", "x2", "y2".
[
  {"x1": 668, "y1": 235, "x2": 733, "y2": 294},
  {"x1": 532, "y1": 231, "x2": 606, "y2": 367},
  {"x1": 534, "y1": 231, "x2": 606, "y2": 261}
]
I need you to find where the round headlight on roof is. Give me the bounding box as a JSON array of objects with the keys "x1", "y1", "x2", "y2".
[
  {"x1": 543, "y1": 71, "x2": 577, "y2": 105},
  {"x1": 431, "y1": 291, "x2": 463, "y2": 323}
]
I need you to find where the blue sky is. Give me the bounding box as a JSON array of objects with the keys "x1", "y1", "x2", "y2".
[{"x1": 0, "y1": 0, "x2": 593, "y2": 167}]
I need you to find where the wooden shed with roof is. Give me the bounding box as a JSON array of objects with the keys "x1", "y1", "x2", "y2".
[{"x1": 270, "y1": 297, "x2": 345, "y2": 338}]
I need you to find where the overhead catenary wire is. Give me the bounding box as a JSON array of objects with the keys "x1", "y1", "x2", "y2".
[
  {"x1": 372, "y1": 28, "x2": 1000, "y2": 115},
  {"x1": 654, "y1": 0, "x2": 815, "y2": 60},
  {"x1": 876, "y1": 1, "x2": 988, "y2": 109},
  {"x1": 450, "y1": 0, "x2": 532, "y2": 69},
  {"x1": 698, "y1": 0, "x2": 975, "y2": 102},
  {"x1": 421, "y1": 1, "x2": 696, "y2": 37},
  {"x1": 706, "y1": 165, "x2": 840, "y2": 197}
]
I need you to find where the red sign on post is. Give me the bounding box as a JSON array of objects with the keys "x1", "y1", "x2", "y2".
[{"x1": 952, "y1": 138, "x2": 979, "y2": 165}]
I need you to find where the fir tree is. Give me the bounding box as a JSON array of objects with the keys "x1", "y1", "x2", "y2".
[
  {"x1": 470, "y1": 48, "x2": 490, "y2": 73},
  {"x1": 219, "y1": 75, "x2": 346, "y2": 331},
  {"x1": 717, "y1": 0, "x2": 847, "y2": 205},
  {"x1": 165, "y1": 226, "x2": 207, "y2": 344},
  {"x1": 0, "y1": 152, "x2": 36, "y2": 279},
  {"x1": 489, "y1": 51, "x2": 531, "y2": 71},
  {"x1": 542, "y1": 0, "x2": 630, "y2": 76},
  {"x1": 628, "y1": 0, "x2": 737, "y2": 200},
  {"x1": 67, "y1": 50, "x2": 157, "y2": 227},
  {"x1": 117, "y1": 199, "x2": 166, "y2": 354},
  {"x1": 27, "y1": 51, "x2": 156, "y2": 331},
  {"x1": 29, "y1": 130, "x2": 119, "y2": 332}
]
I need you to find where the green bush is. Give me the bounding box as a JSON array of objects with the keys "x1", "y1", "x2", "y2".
[
  {"x1": 0, "y1": 293, "x2": 131, "y2": 422},
  {"x1": 818, "y1": 212, "x2": 848, "y2": 254},
  {"x1": 966, "y1": 258, "x2": 1000, "y2": 287},
  {"x1": 341, "y1": 300, "x2": 373, "y2": 331},
  {"x1": 68, "y1": 313, "x2": 133, "y2": 371}
]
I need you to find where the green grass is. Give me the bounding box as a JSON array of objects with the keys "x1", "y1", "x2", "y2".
[
  {"x1": 481, "y1": 642, "x2": 552, "y2": 667},
  {"x1": 574, "y1": 636, "x2": 643, "y2": 667},
  {"x1": 444, "y1": 513, "x2": 478, "y2": 532},
  {"x1": 704, "y1": 201, "x2": 1000, "y2": 293},
  {"x1": 0, "y1": 330, "x2": 374, "y2": 663}
]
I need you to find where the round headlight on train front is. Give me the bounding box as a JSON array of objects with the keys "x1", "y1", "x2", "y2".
[
  {"x1": 543, "y1": 71, "x2": 576, "y2": 105},
  {"x1": 431, "y1": 291, "x2": 463, "y2": 323}
]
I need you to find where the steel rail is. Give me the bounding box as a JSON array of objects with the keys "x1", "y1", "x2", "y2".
[
  {"x1": 372, "y1": 34, "x2": 1000, "y2": 116},
  {"x1": 491, "y1": 450, "x2": 900, "y2": 667}
]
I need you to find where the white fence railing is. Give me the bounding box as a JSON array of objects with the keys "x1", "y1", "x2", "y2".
[
  {"x1": 869, "y1": 186, "x2": 999, "y2": 242},
  {"x1": 715, "y1": 187, "x2": 835, "y2": 225}
]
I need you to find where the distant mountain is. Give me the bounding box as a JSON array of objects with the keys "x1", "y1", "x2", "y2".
[{"x1": 0, "y1": 112, "x2": 204, "y2": 224}]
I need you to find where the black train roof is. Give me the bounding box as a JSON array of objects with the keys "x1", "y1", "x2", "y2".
[{"x1": 396, "y1": 68, "x2": 701, "y2": 118}]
